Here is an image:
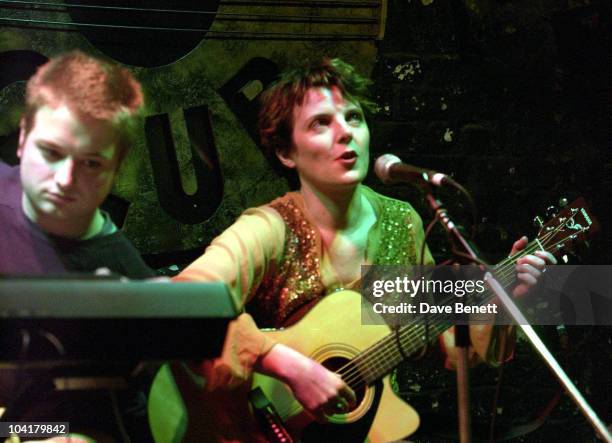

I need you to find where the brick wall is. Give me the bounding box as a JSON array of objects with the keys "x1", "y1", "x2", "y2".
[
  {"x1": 367, "y1": 0, "x2": 611, "y2": 265},
  {"x1": 370, "y1": 2, "x2": 611, "y2": 441}
]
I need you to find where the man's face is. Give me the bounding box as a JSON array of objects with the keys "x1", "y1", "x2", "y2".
[
  {"x1": 17, "y1": 104, "x2": 119, "y2": 231},
  {"x1": 280, "y1": 86, "x2": 370, "y2": 192}
]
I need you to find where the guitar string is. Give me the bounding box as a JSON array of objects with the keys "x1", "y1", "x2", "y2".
[
  {"x1": 281, "y1": 232, "x2": 574, "y2": 418},
  {"x1": 310, "y1": 219, "x2": 585, "y2": 415},
  {"x1": 0, "y1": 16, "x2": 379, "y2": 39},
  {"x1": 281, "y1": 218, "x2": 584, "y2": 416},
  {"x1": 0, "y1": 0, "x2": 381, "y2": 17},
  {"x1": 337, "y1": 238, "x2": 537, "y2": 385},
  {"x1": 340, "y1": 233, "x2": 576, "y2": 392},
  {"x1": 490, "y1": 223, "x2": 569, "y2": 282},
  {"x1": 338, "y1": 224, "x2": 571, "y2": 387},
  {"x1": 330, "y1": 239, "x2": 544, "y2": 389},
  {"x1": 333, "y1": 223, "x2": 578, "y2": 390}
]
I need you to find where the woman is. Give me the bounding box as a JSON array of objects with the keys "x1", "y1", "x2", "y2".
[{"x1": 152, "y1": 58, "x2": 554, "y2": 442}]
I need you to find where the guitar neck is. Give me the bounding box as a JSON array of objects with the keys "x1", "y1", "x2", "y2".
[{"x1": 350, "y1": 197, "x2": 597, "y2": 386}]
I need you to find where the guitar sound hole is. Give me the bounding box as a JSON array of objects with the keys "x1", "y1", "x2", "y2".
[{"x1": 321, "y1": 357, "x2": 366, "y2": 412}]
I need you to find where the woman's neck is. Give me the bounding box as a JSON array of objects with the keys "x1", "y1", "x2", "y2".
[{"x1": 299, "y1": 182, "x2": 365, "y2": 233}]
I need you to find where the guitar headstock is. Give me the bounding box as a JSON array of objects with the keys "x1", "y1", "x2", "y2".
[{"x1": 535, "y1": 197, "x2": 599, "y2": 260}]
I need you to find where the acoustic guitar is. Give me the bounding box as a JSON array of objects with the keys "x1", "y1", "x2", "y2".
[{"x1": 149, "y1": 198, "x2": 597, "y2": 442}]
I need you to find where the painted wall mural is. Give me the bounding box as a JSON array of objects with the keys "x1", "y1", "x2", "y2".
[{"x1": 0, "y1": 0, "x2": 386, "y2": 262}]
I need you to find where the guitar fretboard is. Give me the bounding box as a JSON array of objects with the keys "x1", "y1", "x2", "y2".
[{"x1": 338, "y1": 202, "x2": 595, "y2": 389}]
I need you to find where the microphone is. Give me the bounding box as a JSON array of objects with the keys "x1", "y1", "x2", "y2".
[{"x1": 374, "y1": 154, "x2": 453, "y2": 187}]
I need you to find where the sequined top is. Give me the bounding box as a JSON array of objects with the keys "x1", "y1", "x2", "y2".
[{"x1": 247, "y1": 186, "x2": 432, "y2": 327}]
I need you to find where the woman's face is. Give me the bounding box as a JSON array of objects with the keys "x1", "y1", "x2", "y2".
[{"x1": 279, "y1": 86, "x2": 370, "y2": 193}]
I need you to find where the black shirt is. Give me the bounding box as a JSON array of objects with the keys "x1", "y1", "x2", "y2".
[
  {"x1": 0, "y1": 162, "x2": 152, "y2": 279},
  {"x1": 0, "y1": 161, "x2": 156, "y2": 442}
]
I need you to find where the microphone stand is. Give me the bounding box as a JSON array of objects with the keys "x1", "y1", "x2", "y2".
[
  {"x1": 423, "y1": 190, "x2": 612, "y2": 443},
  {"x1": 485, "y1": 277, "x2": 612, "y2": 442},
  {"x1": 424, "y1": 192, "x2": 475, "y2": 443}
]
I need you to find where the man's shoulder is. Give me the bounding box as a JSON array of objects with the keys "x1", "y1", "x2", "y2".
[
  {"x1": 0, "y1": 161, "x2": 19, "y2": 181},
  {"x1": 0, "y1": 160, "x2": 13, "y2": 174},
  {"x1": 0, "y1": 162, "x2": 25, "y2": 229},
  {"x1": 77, "y1": 230, "x2": 155, "y2": 278},
  {"x1": 0, "y1": 162, "x2": 22, "y2": 207}
]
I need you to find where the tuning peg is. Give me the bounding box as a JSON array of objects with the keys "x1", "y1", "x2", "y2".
[
  {"x1": 559, "y1": 197, "x2": 569, "y2": 208},
  {"x1": 545, "y1": 205, "x2": 559, "y2": 219},
  {"x1": 533, "y1": 215, "x2": 544, "y2": 228}
]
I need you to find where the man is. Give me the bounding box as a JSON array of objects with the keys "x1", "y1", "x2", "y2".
[
  {"x1": 0, "y1": 50, "x2": 150, "y2": 277},
  {"x1": 0, "y1": 51, "x2": 154, "y2": 442}
]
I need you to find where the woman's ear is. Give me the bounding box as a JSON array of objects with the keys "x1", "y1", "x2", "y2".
[{"x1": 276, "y1": 148, "x2": 296, "y2": 169}]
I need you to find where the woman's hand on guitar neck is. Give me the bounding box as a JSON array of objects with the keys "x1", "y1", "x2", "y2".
[
  {"x1": 510, "y1": 236, "x2": 557, "y2": 298},
  {"x1": 256, "y1": 343, "x2": 356, "y2": 421}
]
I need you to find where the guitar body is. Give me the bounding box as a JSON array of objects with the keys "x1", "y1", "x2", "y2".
[
  {"x1": 254, "y1": 290, "x2": 419, "y2": 443},
  {"x1": 150, "y1": 290, "x2": 419, "y2": 442}
]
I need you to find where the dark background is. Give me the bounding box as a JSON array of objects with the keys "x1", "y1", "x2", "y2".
[
  {"x1": 1, "y1": 0, "x2": 610, "y2": 441},
  {"x1": 368, "y1": 2, "x2": 610, "y2": 441}
]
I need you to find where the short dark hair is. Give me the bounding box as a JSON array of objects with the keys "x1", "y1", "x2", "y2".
[
  {"x1": 24, "y1": 50, "x2": 143, "y2": 165},
  {"x1": 258, "y1": 58, "x2": 375, "y2": 185}
]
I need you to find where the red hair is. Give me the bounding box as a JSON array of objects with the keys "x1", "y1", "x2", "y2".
[{"x1": 24, "y1": 50, "x2": 143, "y2": 163}]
